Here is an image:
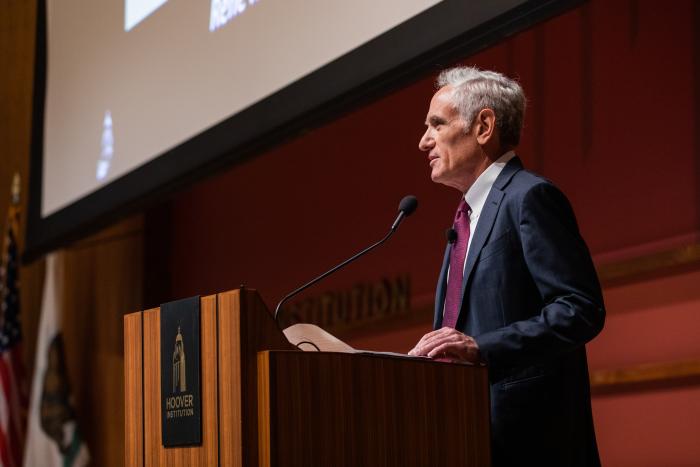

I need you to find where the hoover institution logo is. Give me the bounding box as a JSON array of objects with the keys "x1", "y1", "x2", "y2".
[
  {"x1": 165, "y1": 326, "x2": 194, "y2": 419},
  {"x1": 160, "y1": 296, "x2": 202, "y2": 447}
]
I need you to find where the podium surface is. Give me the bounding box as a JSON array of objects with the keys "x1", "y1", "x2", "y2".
[{"x1": 124, "y1": 288, "x2": 490, "y2": 466}]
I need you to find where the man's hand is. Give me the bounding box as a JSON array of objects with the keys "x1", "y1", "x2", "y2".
[{"x1": 408, "y1": 327, "x2": 481, "y2": 363}]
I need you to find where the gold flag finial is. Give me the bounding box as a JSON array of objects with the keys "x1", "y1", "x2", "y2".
[{"x1": 11, "y1": 172, "x2": 20, "y2": 205}]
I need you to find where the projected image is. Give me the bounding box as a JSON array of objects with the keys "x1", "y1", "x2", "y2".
[
  {"x1": 42, "y1": 0, "x2": 446, "y2": 217},
  {"x1": 210, "y1": 0, "x2": 260, "y2": 32},
  {"x1": 124, "y1": 0, "x2": 169, "y2": 31},
  {"x1": 96, "y1": 111, "x2": 114, "y2": 182}
]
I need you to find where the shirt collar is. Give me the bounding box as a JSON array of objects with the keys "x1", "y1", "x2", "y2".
[{"x1": 464, "y1": 151, "x2": 515, "y2": 218}]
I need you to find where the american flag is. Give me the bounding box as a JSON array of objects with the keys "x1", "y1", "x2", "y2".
[{"x1": 0, "y1": 203, "x2": 27, "y2": 467}]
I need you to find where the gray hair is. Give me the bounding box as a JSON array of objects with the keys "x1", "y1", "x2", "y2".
[{"x1": 437, "y1": 66, "x2": 526, "y2": 147}]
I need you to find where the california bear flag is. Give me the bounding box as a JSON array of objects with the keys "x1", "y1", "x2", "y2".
[{"x1": 23, "y1": 253, "x2": 89, "y2": 467}]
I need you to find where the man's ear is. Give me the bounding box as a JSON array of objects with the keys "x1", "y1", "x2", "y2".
[{"x1": 475, "y1": 108, "x2": 496, "y2": 145}]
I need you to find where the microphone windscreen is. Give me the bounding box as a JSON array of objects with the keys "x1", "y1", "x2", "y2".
[
  {"x1": 445, "y1": 228, "x2": 457, "y2": 243},
  {"x1": 398, "y1": 195, "x2": 418, "y2": 216}
]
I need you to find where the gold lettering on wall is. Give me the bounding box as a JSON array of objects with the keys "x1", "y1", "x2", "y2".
[{"x1": 279, "y1": 274, "x2": 411, "y2": 333}]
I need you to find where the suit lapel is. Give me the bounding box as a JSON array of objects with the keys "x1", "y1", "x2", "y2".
[
  {"x1": 433, "y1": 243, "x2": 451, "y2": 329},
  {"x1": 460, "y1": 189, "x2": 504, "y2": 299},
  {"x1": 460, "y1": 157, "x2": 523, "y2": 300}
]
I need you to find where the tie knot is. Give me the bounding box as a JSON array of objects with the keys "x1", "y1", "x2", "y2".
[{"x1": 455, "y1": 199, "x2": 471, "y2": 220}]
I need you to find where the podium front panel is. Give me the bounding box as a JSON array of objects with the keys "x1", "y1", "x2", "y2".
[{"x1": 258, "y1": 351, "x2": 491, "y2": 467}]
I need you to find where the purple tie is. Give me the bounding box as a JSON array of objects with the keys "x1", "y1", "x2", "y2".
[{"x1": 443, "y1": 199, "x2": 471, "y2": 328}]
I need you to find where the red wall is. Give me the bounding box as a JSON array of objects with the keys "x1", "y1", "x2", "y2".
[{"x1": 150, "y1": 1, "x2": 700, "y2": 464}]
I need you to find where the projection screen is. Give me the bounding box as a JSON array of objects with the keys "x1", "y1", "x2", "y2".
[{"x1": 26, "y1": 0, "x2": 582, "y2": 259}]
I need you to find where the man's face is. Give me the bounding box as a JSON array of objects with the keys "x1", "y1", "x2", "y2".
[{"x1": 418, "y1": 86, "x2": 480, "y2": 192}]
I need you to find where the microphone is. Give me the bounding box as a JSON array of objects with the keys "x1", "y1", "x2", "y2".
[
  {"x1": 274, "y1": 195, "x2": 418, "y2": 322},
  {"x1": 391, "y1": 195, "x2": 418, "y2": 230},
  {"x1": 445, "y1": 228, "x2": 457, "y2": 244}
]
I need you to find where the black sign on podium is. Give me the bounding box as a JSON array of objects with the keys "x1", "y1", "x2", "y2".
[{"x1": 160, "y1": 296, "x2": 202, "y2": 447}]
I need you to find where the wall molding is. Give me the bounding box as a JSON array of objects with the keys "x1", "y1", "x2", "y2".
[
  {"x1": 590, "y1": 359, "x2": 700, "y2": 395},
  {"x1": 597, "y1": 242, "x2": 700, "y2": 286}
]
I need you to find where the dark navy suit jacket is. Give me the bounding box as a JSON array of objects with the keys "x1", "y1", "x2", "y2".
[{"x1": 434, "y1": 157, "x2": 605, "y2": 467}]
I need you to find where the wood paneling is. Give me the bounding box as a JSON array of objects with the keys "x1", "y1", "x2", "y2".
[
  {"x1": 142, "y1": 308, "x2": 161, "y2": 467},
  {"x1": 200, "y1": 295, "x2": 220, "y2": 464},
  {"x1": 236, "y1": 289, "x2": 297, "y2": 467},
  {"x1": 124, "y1": 312, "x2": 144, "y2": 467},
  {"x1": 256, "y1": 354, "x2": 271, "y2": 467},
  {"x1": 62, "y1": 218, "x2": 143, "y2": 467},
  {"x1": 217, "y1": 290, "x2": 243, "y2": 467},
  {"x1": 258, "y1": 351, "x2": 491, "y2": 467}
]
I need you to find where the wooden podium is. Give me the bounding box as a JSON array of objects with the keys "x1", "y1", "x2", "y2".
[{"x1": 124, "y1": 288, "x2": 491, "y2": 466}]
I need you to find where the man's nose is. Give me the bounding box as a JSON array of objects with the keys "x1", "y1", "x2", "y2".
[{"x1": 418, "y1": 129, "x2": 433, "y2": 151}]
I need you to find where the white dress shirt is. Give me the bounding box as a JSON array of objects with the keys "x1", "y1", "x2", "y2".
[
  {"x1": 443, "y1": 151, "x2": 515, "y2": 317},
  {"x1": 462, "y1": 150, "x2": 515, "y2": 262}
]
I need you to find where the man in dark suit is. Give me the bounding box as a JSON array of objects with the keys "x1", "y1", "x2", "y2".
[{"x1": 408, "y1": 67, "x2": 605, "y2": 466}]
